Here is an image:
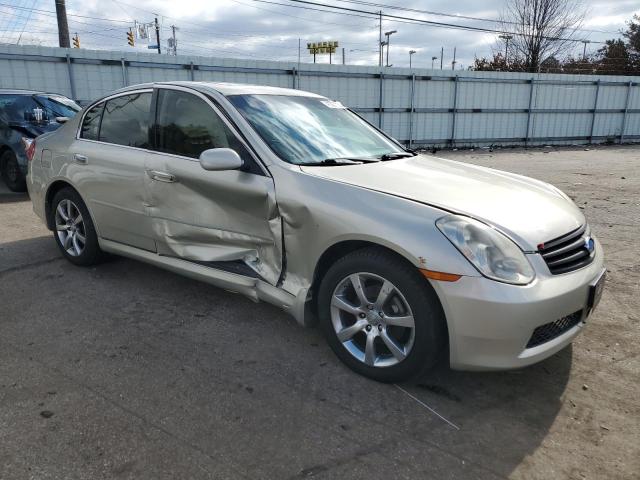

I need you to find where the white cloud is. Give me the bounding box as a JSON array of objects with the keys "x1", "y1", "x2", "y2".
[{"x1": 0, "y1": 0, "x2": 637, "y2": 68}]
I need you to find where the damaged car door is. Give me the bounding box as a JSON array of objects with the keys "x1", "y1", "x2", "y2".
[{"x1": 144, "y1": 86, "x2": 282, "y2": 284}]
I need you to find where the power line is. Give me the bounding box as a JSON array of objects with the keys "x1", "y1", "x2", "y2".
[
  {"x1": 329, "y1": 0, "x2": 621, "y2": 35},
  {"x1": 275, "y1": 0, "x2": 607, "y2": 44}
]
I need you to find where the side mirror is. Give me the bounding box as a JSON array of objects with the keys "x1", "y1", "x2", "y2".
[{"x1": 199, "y1": 148, "x2": 244, "y2": 171}]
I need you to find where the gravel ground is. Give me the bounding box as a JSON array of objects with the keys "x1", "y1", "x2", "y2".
[{"x1": 0, "y1": 145, "x2": 638, "y2": 479}]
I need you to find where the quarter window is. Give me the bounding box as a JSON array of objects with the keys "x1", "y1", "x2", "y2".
[
  {"x1": 80, "y1": 102, "x2": 103, "y2": 141},
  {"x1": 155, "y1": 89, "x2": 248, "y2": 160},
  {"x1": 99, "y1": 93, "x2": 152, "y2": 148}
]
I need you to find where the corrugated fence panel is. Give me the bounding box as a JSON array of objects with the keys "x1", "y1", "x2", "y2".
[{"x1": 1, "y1": 44, "x2": 639, "y2": 147}]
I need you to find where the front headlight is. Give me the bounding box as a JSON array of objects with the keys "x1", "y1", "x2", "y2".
[{"x1": 436, "y1": 215, "x2": 535, "y2": 285}]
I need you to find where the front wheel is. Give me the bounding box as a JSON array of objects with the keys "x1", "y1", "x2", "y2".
[{"x1": 318, "y1": 248, "x2": 447, "y2": 383}]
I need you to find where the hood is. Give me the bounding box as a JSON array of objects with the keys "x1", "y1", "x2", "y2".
[{"x1": 300, "y1": 155, "x2": 585, "y2": 251}]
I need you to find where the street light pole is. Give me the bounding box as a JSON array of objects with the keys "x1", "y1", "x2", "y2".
[
  {"x1": 409, "y1": 49, "x2": 416, "y2": 68},
  {"x1": 431, "y1": 56, "x2": 437, "y2": 69},
  {"x1": 384, "y1": 30, "x2": 396, "y2": 67}
]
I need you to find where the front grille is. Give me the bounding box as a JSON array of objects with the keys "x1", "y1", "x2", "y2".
[
  {"x1": 526, "y1": 310, "x2": 583, "y2": 348},
  {"x1": 539, "y1": 225, "x2": 595, "y2": 275}
]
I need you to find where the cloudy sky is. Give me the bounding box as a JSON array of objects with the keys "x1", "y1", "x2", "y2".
[{"x1": 0, "y1": 0, "x2": 638, "y2": 69}]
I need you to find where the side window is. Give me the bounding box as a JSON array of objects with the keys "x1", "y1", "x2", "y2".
[
  {"x1": 155, "y1": 89, "x2": 250, "y2": 160},
  {"x1": 99, "y1": 93, "x2": 152, "y2": 148},
  {"x1": 80, "y1": 102, "x2": 103, "y2": 140}
]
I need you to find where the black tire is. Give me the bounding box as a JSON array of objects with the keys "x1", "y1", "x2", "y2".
[
  {"x1": 1, "y1": 150, "x2": 27, "y2": 192},
  {"x1": 51, "y1": 187, "x2": 104, "y2": 266},
  {"x1": 318, "y1": 247, "x2": 447, "y2": 383}
]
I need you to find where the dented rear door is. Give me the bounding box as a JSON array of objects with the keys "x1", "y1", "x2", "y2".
[{"x1": 144, "y1": 86, "x2": 282, "y2": 285}]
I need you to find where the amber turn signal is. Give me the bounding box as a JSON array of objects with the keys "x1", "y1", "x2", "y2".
[{"x1": 420, "y1": 269, "x2": 462, "y2": 282}]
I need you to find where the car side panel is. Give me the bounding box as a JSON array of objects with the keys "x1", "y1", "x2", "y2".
[
  {"x1": 144, "y1": 151, "x2": 283, "y2": 285},
  {"x1": 267, "y1": 163, "x2": 481, "y2": 298},
  {"x1": 68, "y1": 139, "x2": 156, "y2": 252}
]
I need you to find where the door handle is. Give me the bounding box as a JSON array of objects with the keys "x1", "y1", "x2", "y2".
[
  {"x1": 148, "y1": 170, "x2": 177, "y2": 183},
  {"x1": 73, "y1": 154, "x2": 88, "y2": 165}
]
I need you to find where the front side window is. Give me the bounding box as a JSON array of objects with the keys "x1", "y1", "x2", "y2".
[
  {"x1": 80, "y1": 102, "x2": 103, "y2": 141},
  {"x1": 99, "y1": 93, "x2": 152, "y2": 148},
  {"x1": 227, "y1": 94, "x2": 404, "y2": 165},
  {"x1": 155, "y1": 89, "x2": 247, "y2": 159}
]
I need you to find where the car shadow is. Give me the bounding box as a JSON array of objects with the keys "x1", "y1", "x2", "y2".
[{"x1": 398, "y1": 348, "x2": 572, "y2": 477}]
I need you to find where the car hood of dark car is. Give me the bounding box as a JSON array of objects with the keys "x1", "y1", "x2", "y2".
[{"x1": 300, "y1": 154, "x2": 585, "y2": 251}]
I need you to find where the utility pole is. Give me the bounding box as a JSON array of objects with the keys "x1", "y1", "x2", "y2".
[
  {"x1": 409, "y1": 50, "x2": 416, "y2": 68},
  {"x1": 440, "y1": 47, "x2": 443, "y2": 69},
  {"x1": 154, "y1": 17, "x2": 161, "y2": 54},
  {"x1": 384, "y1": 30, "x2": 396, "y2": 67},
  {"x1": 378, "y1": 10, "x2": 382, "y2": 67},
  {"x1": 451, "y1": 47, "x2": 457, "y2": 70},
  {"x1": 54, "y1": 0, "x2": 70, "y2": 48},
  {"x1": 499, "y1": 34, "x2": 512, "y2": 66},
  {"x1": 170, "y1": 25, "x2": 177, "y2": 55},
  {"x1": 342, "y1": 47, "x2": 345, "y2": 65},
  {"x1": 581, "y1": 40, "x2": 590, "y2": 60}
]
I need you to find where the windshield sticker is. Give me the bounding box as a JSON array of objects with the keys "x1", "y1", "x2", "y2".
[{"x1": 321, "y1": 100, "x2": 346, "y2": 109}]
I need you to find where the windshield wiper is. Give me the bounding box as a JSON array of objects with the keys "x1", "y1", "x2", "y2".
[
  {"x1": 303, "y1": 157, "x2": 379, "y2": 166},
  {"x1": 379, "y1": 151, "x2": 416, "y2": 161}
]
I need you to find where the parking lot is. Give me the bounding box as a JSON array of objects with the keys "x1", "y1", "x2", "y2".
[{"x1": 0, "y1": 145, "x2": 638, "y2": 479}]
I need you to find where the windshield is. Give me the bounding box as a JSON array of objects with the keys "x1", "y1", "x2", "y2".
[
  {"x1": 228, "y1": 94, "x2": 405, "y2": 165},
  {"x1": 34, "y1": 94, "x2": 81, "y2": 118},
  {"x1": 0, "y1": 94, "x2": 80, "y2": 123}
]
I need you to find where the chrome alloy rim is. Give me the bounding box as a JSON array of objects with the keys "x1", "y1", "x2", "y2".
[
  {"x1": 330, "y1": 272, "x2": 415, "y2": 368},
  {"x1": 54, "y1": 199, "x2": 86, "y2": 257}
]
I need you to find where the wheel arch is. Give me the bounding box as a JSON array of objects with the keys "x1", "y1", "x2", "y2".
[
  {"x1": 44, "y1": 180, "x2": 93, "y2": 231},
  {"x1": 309, "y1": 239, "x2": 445, "y2": 320}
]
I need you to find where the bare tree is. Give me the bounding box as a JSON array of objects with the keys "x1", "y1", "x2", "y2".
[{"x1": 500, "y1": 0, "x2": 587, "y2": 72}]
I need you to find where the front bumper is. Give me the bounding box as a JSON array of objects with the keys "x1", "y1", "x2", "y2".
[{"x1": 432, "y1": 237, "x2": 605, "y2": 370}]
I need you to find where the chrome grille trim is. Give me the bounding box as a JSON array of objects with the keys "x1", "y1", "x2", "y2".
[{"x1": 539, "y1": 225, "x2": 595, "y2": 275}]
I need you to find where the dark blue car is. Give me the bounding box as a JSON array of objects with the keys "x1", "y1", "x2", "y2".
[{"x1": 0, "y1": 89, "x2": 81, "y2": 192}]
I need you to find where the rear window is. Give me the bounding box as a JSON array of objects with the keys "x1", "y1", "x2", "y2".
[{"x1": 80, "y1": 102, "x2": 103, "y2": 141}]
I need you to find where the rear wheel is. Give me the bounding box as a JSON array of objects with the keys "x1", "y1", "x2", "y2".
[
  {"x1": 51, "y1": 187, "x2": 104, "y2": 266},
  {"x1": 318, "y1": 247, "x2": 446, "y2": 382},
  {"x1": 1, "y1": 150, "x2": 26, "y2": 192}
]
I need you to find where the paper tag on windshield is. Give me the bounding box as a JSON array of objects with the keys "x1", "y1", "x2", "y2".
[{"x1": 321, "y1": 100, "x2": 346, "y2": 109}]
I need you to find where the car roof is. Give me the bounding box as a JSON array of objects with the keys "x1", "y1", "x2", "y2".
[
  {"x1": 112, "y1": 81, "x2": 324, "y2": 98},
  {"x1": 0, "y1": 88, "x2": 45, "y2": 95}
]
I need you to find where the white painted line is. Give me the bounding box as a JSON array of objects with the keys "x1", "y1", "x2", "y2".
[{"x1": 394, "y1": 384, "x2": 460, "y2": 430}]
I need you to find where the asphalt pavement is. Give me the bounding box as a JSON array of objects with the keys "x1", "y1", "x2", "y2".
[{"x1": 1, "y1": 145, "x2": 638, "y2": 479}]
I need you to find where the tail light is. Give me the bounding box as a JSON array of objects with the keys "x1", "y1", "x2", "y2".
[{"x1": 21, "y1": 137, "x2": 36, "y2": 162}]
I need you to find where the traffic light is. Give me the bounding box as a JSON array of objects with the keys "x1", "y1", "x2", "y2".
[
  {"x1": 72, "y1": 34, "x2": 80, "y2": 48},
  {"x1": 127, "y1": 30, "x2": 135, "y2": 47}
]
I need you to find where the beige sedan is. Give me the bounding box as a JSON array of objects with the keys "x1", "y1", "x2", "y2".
[{"x1": 27, "y1": 82, "x2": 605, "y2": 382}]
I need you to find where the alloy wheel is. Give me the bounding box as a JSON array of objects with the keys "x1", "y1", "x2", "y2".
[
  {"x1": 54, "y1": 199, "x2": 86, "y2": 257},
  {"x1": 330, "y1": 272, "x2": 416, "y2": 368}
]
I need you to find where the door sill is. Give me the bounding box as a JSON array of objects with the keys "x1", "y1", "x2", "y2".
[{"x1": 97, "y1": 238, "x2": 309, "y2": 324}]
